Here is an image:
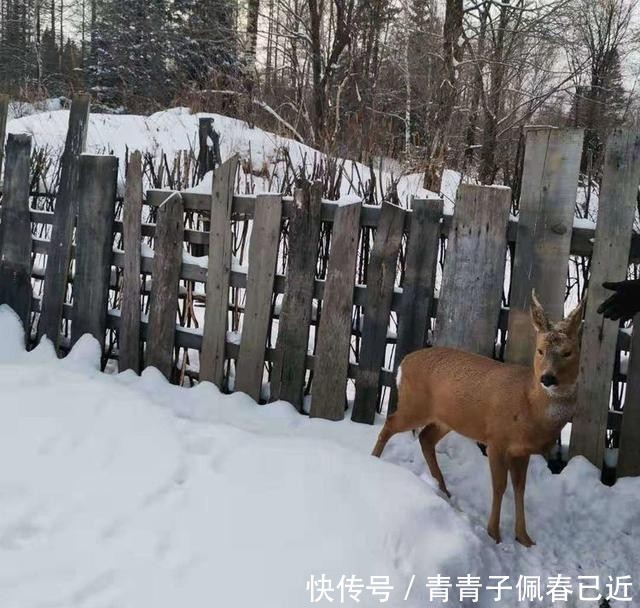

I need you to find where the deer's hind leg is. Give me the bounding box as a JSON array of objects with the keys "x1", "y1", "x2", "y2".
[
  {"x1": 419, "y1": 423, "x2": 451, "y2": 497},
  {"x1": 372, "y1": 415, "x2": 409, "y2": 457}
]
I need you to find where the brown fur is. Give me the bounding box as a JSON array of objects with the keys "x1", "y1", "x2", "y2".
[{"x1": 372, "y1": 292, "x2": 586, "y2": 547}]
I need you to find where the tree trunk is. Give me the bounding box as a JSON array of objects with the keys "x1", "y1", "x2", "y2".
[
  {"x1": 478, "y1": 0, "x2": 509, "y2": 185},
  {"x1": 423, "y1": 0, "x2": 463, "y2": 192}
]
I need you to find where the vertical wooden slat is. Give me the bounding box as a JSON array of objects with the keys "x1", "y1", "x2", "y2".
[
  {"x1": 270, "y1": 181, "x2": 322, "y2": 409},
  {"x1": 235, "y1": 194, "x2": 282, "y2": 401},
  {"x1": 436, "y1": 184, "x2": 511, "y2": 356},
  {"x1": 38, "y1": 95, "x2": 90, "y2": 348},
  {"x1": 71, "y1": 155, "x2": 118, "y2": 350},
  {"x1": 571, "y1": 130, "x2": 640, "y2": 468},
  {"x1": 0, "y1": 134, "x2": 32, "y2": 336},
  {"x1": 119, "y1": 150, "x2": 143, "y2": 373},
  {"x1": 311, "y1": 201, "x2": 362, "y2": 420},
  {"x1": 389, "y1": 197, "x2": 443, "y2": 414},
  {"x1": 619, "y1": 316, "x2": 640, "y2": 476},
  {"x1": 0, "y1": 94, "x2": 9, "y2": 171},
  {"x1": 146, "y1": 193, "x2": 184, "y2": 379},
  {"x1": 200, "y1": 155, "x2": 239, "y2": 388},
  {"x1": 505, "y1": 127, "x2": 584, "y2": 365},
  {"x1": 352, "y1": 202, "x2": 405, "y2": 424}
]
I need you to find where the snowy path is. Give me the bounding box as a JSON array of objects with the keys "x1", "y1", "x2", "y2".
[{"x1": 0, "y1": 305, "x2": 637, "y2": 607}]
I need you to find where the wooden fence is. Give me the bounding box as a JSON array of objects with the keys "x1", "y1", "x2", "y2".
[{"x1": 1, "y1": 97, "x2": 640, "y2": 478}]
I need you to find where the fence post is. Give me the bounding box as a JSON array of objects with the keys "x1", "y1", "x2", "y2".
[
  {"x1": 571, "y1": 130, "x2": 640, "y2": 468},
  {"x1": 311, "y1": 201, "x2": 362, "y2": 420},
  {"x1": 352, "y1": 201, "x2": 405, "y2": 424},
  {"x1": 71, "y1": 155, "x2": 118, "y2": 351},
  {"x1": 270, "y1": 180, "x2": 322, "y2": 409},
  {"x1": 619, "y1": 317, "x2": 640, "y2": 476},
  {"x1": 200, "y1": 155, "x2": 239, "y2": 388},
  {"x1": 389, "y1": 197, "x2": 443, "y2": 415},
  {"x1": 0, "y1": 134, "x2": 32, "y2": 337},
  {"x1": 146, "y1": 193, "x2": 184, "y2": 379},
  {"x1": 436, "y1": 184, "x2": 511, "y2": 356},
  {"x1": 119, "y1": 150, "x2": 143, "y2": 373},
  {"x1": 0, "y1": 94, "x2": 9, "y2": 172},
  {"x1": 505, "y1": 127, "x2": 584, "y2": 365},
  {"x1": 38, "y1": 95, "x2": 90, "y2": 349},
  {"x1": 235, "y1": 193, "x2": 282, "y2": 401},
  {"x1": 197, "y1": 117, "x2": 220, "y2": 181}
]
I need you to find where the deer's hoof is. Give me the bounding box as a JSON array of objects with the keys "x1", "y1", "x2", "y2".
[
  {"x1": 516, "y1": 533, "x2": 536, "y2": 548},
  {"x1": 487, "y1": 527, "x2": 501, "y2": 544}
]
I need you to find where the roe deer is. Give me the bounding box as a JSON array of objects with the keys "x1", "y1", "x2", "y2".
[{"x1": 372, "y1": 291, "x2": 586, "y2": 547}]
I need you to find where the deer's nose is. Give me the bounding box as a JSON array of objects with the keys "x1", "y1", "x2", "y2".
[{"x1": 540, "y1": 373, "x2": 558, "y2": 387}]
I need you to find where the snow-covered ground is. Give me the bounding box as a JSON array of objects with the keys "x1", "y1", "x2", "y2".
[
  {"x1": 0, "y1": 305, "x2": 637, "y2": 608},
  {"x1": 6, "y1": 106, "x2": 438, "y2": 205}
]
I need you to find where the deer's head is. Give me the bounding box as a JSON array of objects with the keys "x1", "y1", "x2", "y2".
[{"x1": 530, "y1": 290, "x2": 586, "y2": 394}]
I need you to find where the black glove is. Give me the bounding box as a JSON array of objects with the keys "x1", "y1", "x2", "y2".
[{"x1": 597, "y1": 279, "x2": 640, "y2": 321}]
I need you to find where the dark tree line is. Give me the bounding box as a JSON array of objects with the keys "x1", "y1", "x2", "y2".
[{"x1": 0, "y1": 0, "x2": 239, "y2": 109}]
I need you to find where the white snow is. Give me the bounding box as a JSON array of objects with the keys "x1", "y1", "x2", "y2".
[
  {"x1": 6, "y1": 107, "x2": 440, "y2": 204},
  {"x1": 0, "y1": 304, "x2": 638, "y2": 607}
]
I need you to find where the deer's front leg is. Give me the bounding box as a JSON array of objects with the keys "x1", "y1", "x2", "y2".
[
  {"x1": 487, "y1": 445, "x2": 508, "y2": 544},
  {"x1": 509, "y1": 454, "x2": 535, "y2": 547}
]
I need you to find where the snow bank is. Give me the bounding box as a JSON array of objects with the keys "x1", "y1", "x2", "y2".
[
  {"x1": 0, "y1": 305, "x2": 482, "y2": 607},
  {"x1": 6, "y1": 107, "x2": 439, "y2": 204},
  {"x1": 0, "y1": 304, "x2": 638, "y2": 606}
]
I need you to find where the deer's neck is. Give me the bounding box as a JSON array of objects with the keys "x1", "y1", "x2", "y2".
[{"x1": 529, "y1": 380, "x2": 578, "y2": 427}]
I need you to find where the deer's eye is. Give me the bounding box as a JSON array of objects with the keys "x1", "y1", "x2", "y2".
[
  {"x1": 537, "y1": 349, "x2": 543, "y2": 356},
  {"x1": 563, "y1": 350, "x2": 572, "y2": 358}
]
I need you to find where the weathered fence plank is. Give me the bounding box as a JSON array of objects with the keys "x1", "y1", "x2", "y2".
[
  {"x1": 37, "y1": 95, "x2": 90, "y2": 348},
  {"x1": 619, "y1": 317, "x2": 640, "y2": 476},
  {"x1": 0, "y1": 134, "x2": 32, "y2": 335},
  {"x1": 235, "y1": 194, "x2": 282, "y2": 401},
  {"x1": 389, "y1": 197, "x2": 443, "y2": 414},
  {"x1": 311, "y1": 201, "x2": 362, "y2": 420},
  {"x1": 200, "y1": 155, "x2": 239, "y2": 388},
  {"x1": 118, "y1": 150, "x2": 143, "y2": 373},
  {"x1": 146, "y1": 193, "x2": 184, "y2": 379},
  {"x1": 352, "y1": 202, "x2": 406, "y2": 424},
  {"x1": 571, "y1": 130, "x2": 640, "y2": 468},
  {"x1": 506, "y1": 127, "x2": 584, "y2": 365},
  {"x1": 71, "y1": 155, "x2": 118, "y2": 350},
  {"x1": 0, "y1": 94, "x2": 9, "y2": 172},
  {"x1": 270, "y1": 181, "x2": 322, "y2": 409},
  {"x1": 436, "y1": 184, "x2": 511, "y2": 356}
]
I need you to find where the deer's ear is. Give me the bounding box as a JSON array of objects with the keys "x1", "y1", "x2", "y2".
[
  {"x1": 560, "y1": 295, "x2": 587, "y2": 337},
  {"x1": 530, "y1": 289, "x2": 552, "y2": 333}
]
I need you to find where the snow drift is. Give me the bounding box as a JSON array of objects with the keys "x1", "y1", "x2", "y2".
[{"x1": 6, "y1": 106, "x2": 439, "y2": 205}]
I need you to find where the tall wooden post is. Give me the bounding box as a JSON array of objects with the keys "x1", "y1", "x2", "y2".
[
  {"x1": 619, "y1": 316, "x2": 640, "y2": 476},
  {"x1": 571, "y1": 131, "x2": 640, "y2": 468},
  {"x1": 436, "y1": 184, "x2": 511, "y2": 356},
  {"x1": 200, "y1": 155, "x2": 239, "y2": 388},
  {"x1": 270, "y1": 181, "x2": 322, "y2": 409},
  {"x1": 118, "y1": 151, "x2": 144, "y2": 373},
  {"x1": 311, "y1": 202, "x2": 362, "y2": 420},
  {"x1": 146, "y1": 193, "x2": 184, "y2": 380},
  {"x1": 38, "y1": 95, "x2": 90, "y2": 349},
  {"x1": 389, "y1": 197, "x2": 443, "y2": 415},
  {"x1": 352, "y1": 202, "x2": 405, "y2": 424},
  {"x1": 0, "y1": 134, "x2": 32, "y2": 337},
  {"x1": 505, "y1": 127, "x2": 583, "y2": 365},
  {"x1": 71, "y1": 155, "x2": 118, "y2": 352}
]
